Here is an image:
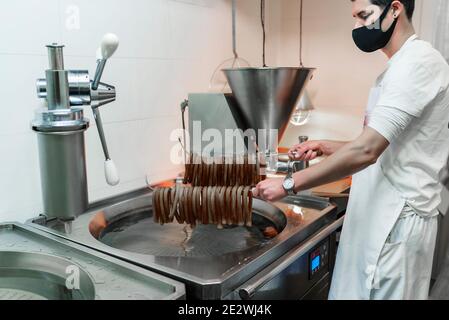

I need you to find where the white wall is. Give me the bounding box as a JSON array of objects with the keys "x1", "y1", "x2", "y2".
[
  {"x1": 0, "y1": 0, "x2": 439, "y2": 223},
  {"x1": 279, "y1": 0, "x2": 433, "y2": 147},
  {"x1": 0, "y1": 0, "x2": 273, "y2": 223}
]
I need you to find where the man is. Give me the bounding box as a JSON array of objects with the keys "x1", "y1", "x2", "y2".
[
  {"x1": 253, "y1": 0, "x2": 449, "y2": 300},
  {"x1": 430, "y1": 159, "x2": 449, "y2": 299}
]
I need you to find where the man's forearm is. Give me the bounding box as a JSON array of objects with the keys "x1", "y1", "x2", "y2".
[
  {"x1": 320, "y1": 140, "x2": 349, "y2": 156},
  {"x1": 293, "y1": 138, "x2": 381, "y2": 192}
]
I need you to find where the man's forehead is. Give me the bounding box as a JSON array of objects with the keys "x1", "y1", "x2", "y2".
[{"x1": 351, "y1": 0, "x2": 381, "y2": 17}]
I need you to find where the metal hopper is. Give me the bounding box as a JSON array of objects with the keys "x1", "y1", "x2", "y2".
[{"x1": 223, "y1": 67, "x2": 315, "y2": 144}]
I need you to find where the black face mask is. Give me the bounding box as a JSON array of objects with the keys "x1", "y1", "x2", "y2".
[{"x1": 352, "y1": 2, "x2": 398, "y2": 53}]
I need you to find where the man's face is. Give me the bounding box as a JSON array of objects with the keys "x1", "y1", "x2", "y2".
[{"x1": 351, "y1": 0, "x2": 385, "y2": 29}]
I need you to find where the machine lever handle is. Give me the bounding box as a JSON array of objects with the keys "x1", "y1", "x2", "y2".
[
  {"x1": 92, "y1": 33, "x2": 119, "y2": 90},
  {"x1": 92, "y1": 107, "x2": 119, "y2": 186},
  {"x1": 90, "y1": 34, "x2": 120, "y2": 186}
]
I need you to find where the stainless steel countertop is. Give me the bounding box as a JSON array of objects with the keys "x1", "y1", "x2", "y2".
[
  {"x1": 28, "y1": 188, "x2": 338, "y2": 299},
  {"x1": 0, "y1": 222, "x2": 185, "y2": 300}
]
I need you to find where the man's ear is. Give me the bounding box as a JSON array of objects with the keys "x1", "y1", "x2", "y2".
[{"x1": 391, "y1": 0, "x2": 403, "y2": 18}]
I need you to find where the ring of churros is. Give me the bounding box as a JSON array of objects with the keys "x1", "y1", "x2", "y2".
[
  {"x1": 183, "y1": 153, "x2": 261, "y2": 187},
  {"x1": 152, "y1": 186, "x2": 254, "y2": 228}
]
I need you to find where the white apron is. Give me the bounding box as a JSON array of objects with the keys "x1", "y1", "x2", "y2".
[{"x1": 328, "y1": 87, "x2": 438, "y2": 300}]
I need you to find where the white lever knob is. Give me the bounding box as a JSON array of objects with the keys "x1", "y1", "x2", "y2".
[
  {"x1": 105, "y1": 159, "x2": 120, "y2": 186},
  {"x1": 95, "y1": 47, "x2": 103, "y2": 60},
  {"x1": 99, "y1": 33, "x2": 119, "y2": 60}
]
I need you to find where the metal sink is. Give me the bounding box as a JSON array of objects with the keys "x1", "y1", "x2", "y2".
[
  {"x1": 0, "y1": 223, "x2": 185, "y2": 300},
  {"x1": 0, "y1": 251, "x2": 95, "y2": 300}
]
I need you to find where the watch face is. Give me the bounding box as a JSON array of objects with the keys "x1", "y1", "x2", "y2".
[{"x1": 283, "y1": 178, "x2": 295, "y2": 190}]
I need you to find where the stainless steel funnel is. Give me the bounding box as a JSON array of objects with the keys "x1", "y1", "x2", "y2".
[{"x1": 223, "y1": 67, "x2": 315, "y2": 142}]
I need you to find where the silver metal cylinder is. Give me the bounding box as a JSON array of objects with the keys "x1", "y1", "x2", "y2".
[
  {"x1": 37, "y1": 70, "x2": 91, "y2": 106},
  {"x1": 45, "y1": 44, "x2": 70, "y2": 110},
  {"x1": 36, "y1": 78, "x2": 47, "y2": 98},
  {"x1": 36, "y1": 130, "x2": 88, "y2": 221},
  {"x1": 45, "y1": 70, "x2": 70, "y2": 110},
  {"x1": 296, "y1": 135, "x2": 309, "y2": 171},
  {"x1": 47, "y1": 44, "x2": 65, "y2": 70},
  {"x1": 68, "y1": 70, "x2": 91, "y2": 106}
]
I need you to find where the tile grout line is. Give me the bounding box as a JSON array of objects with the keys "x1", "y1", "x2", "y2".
[{"x1": 0, "y1": 114, "x2": 182, "y2": 138}]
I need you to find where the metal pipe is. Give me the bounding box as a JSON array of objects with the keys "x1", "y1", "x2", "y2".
[
  {"x1": 92, "y1": 60, "x2": 107, "y2": 91},
  {"x1": 92, "y1": 108, "x2": 111, "y2": 160},
  {"x1": 296, "y1": 135, "x2": 309, "y2": 170},
  {"x1": 232, "y1": 0, "x2": 238, "y2": 58},
  {"x1": 45, "y1": 44, "x2": 70, "y2": 110},
  {"x1": 37, "y1": 71, "x2": 92, "y2": 106},
  {"x1": 46, "y1": 44, "x2": 65, "y2": 70},
  {"x1": 45, "y1": 70, "x2": 70, "y2": 110}
]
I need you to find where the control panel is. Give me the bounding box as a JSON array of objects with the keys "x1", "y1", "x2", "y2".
[{"x1": 309, "y1": 239, "x2": 330, "y2": 280}]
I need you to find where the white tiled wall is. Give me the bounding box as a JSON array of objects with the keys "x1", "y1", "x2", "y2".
[
  {"x1": 1, "y1": 0, "x2": 438, "y2": 223},
  {"x1": 0, "y1": 0, "x2": 278, "y2": 222}
]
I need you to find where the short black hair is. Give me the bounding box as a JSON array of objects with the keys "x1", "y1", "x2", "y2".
[
  {"x1": 353, "y1": 0, "x2": 415, "y2": 20},
  {"x1": 373, "y1": 0, "x2": 414, "y2": 20}
]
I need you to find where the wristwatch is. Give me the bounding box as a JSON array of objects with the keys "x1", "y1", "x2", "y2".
[{"x1": 282, "y1": 161, "x2": 297, "y2": 196}]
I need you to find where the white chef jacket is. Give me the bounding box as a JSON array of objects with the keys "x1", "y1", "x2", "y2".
[
  {"x1": 367, "y1": 34, "x2": 449, "y2": 217},
  {"x1": 329, "y1": 35, "x2": 447, "y2": 300}
]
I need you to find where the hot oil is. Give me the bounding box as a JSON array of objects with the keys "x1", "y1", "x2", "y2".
[{"x1": 98, "y1": 209, "x2": 278, "y2": 258}]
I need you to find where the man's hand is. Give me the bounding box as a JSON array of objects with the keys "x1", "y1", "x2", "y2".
[
  {"x1": 253, "y1": 178, "x2": 287, "y2": 202},
  {"x1": 289, "y1": 140, "x2": 324, "y2": 161},
  {"x1": 288, "y1": 140, "x2": 348, "y2": 161}
]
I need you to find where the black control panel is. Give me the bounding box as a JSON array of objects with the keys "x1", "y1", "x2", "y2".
[{"x1": 309, "y1": 239, "x2": 330, "y2": 280}]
